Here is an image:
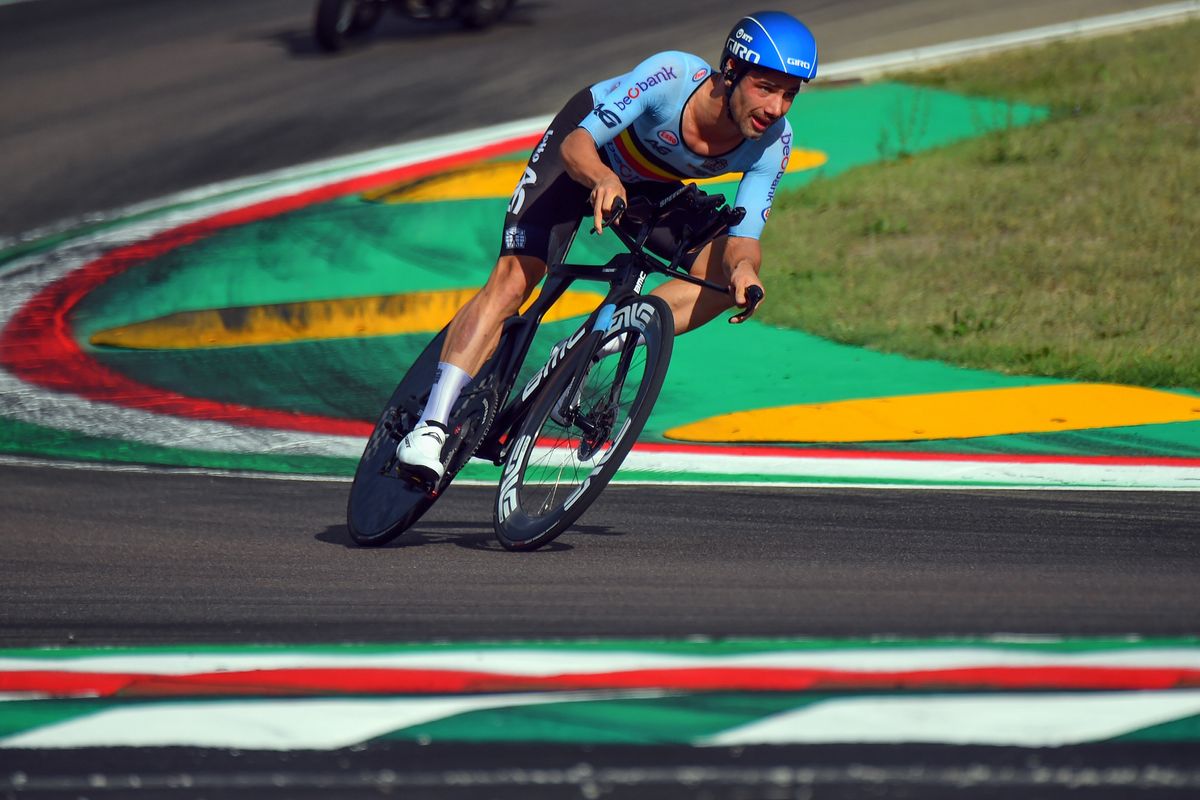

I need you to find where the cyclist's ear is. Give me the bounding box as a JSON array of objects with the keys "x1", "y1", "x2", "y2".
[{"x1": 722, "y1": 58, "x2": 737, "y2": 84}]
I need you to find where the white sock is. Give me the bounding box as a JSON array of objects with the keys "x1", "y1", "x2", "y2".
[
  {"x1": 552, "y1": 331, "x2": 645, "y2": 362},
  {"x1": 595, "y1": 331, "x2": 645, "y2": 360},
  {"x1": 418, "y1": 362, "x2": 473, "y2": 428}
]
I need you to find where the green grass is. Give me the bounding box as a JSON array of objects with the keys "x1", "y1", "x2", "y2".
[{"x1": 764, "y1": 20, "x2": 1200, "y2": 389}]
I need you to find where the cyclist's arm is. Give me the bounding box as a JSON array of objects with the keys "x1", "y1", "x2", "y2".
[
  {"x1": 573, "y1": 52, "x2": 694, "y2": 232},
  {"x1": 561, "y1": 129, "x2": 625, "y2": 234},
  {"x1": 723, "y1": 235, "x2": 764, "y2": 317}
]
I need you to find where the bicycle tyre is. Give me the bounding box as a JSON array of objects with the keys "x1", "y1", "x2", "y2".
[{"x1": 494, "y1": 295, "x2": 674, "y2": 551}]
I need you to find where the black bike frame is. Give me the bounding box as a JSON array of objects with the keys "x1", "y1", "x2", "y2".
[
  {"x1": 470, "y1": 252, "x2": 647, "y2": 465},
  {"x1": 468, "y1": 191, "x2": 742, "y2": 467}
]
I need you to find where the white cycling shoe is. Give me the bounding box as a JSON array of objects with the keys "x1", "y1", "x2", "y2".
[{"x1": 395, "y1": 422, "x2": 448, "y2": 483}]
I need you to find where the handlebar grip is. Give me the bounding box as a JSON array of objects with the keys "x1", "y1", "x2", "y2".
[
  {"x1": 728, "y1": 284, "x2": 764, "y2": 325},
  {"x1": 590, "y1": 197, "x2": 626, "y2": 234}
]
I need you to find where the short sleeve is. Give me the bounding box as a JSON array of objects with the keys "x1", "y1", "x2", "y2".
[
  {"x1": 729, "y1": 120, "x2": 794, "y2": 239},
  {"x1": 578, "y1": 52, "x2": 693, "y2": 149}
]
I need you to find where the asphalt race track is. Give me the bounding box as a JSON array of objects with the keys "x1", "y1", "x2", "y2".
[
  {"x1": 2, "y1": 0, "x2": 1197, "y2": 796},
  {"x1": 1, "y1": 460, "x2": 1199, "y2": 645}
]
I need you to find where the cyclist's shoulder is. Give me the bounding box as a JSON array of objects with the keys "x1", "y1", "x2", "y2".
[{"x1": 624, "y1": 50, "x2": 712, "y2": 87}]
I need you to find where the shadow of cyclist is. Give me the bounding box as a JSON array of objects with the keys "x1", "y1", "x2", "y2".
[{"x1": 316, "y1": 521, "x2": 612, "y2": 551}]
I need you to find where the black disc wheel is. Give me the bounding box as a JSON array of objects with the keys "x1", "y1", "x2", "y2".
[
  {"x1": 346, "y1": 328, "x2": 505, "y2": 546},
  {"x1": 345, "y1": 329, "x2": 446, "y2": 546},
  {"x1": 314, "y1": 0, "x2": 384, "y2": 52},
  {"x1": 493, "y1": 295, "x2": 674, "y2": 551}
]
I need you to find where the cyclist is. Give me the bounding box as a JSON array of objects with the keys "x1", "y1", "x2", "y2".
[{"x1": 397, "y1": 10, "x2": 817, "y2": 482}]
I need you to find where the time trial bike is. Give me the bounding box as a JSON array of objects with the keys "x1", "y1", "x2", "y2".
[{"x1": 346, "y1": 183, "x2": 760, "y2": 551}]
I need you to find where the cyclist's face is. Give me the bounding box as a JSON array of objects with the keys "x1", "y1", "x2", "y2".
[{"x1": 730, "y1": 68, "x2": 803, "y2": 139}]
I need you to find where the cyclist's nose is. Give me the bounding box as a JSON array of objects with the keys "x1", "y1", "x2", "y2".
[{"x1": 764, "y1": 93, "x2": 785, "y2": 120}]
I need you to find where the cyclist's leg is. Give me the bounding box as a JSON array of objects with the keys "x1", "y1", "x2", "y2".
[
  {"x1": 440, "y1": 254, "x2": 548, "y2": 376},
  {"x1": 434, "y1": 84, "x2": 595, "y2": 383},
  {"x1": 397, "y1": 88, "x2": 594, "y2": 473},
  {"x1": 611, "y1": 182, "x2": 740, "y2": 336},
  {"x1": 648, "y1": 236, "x2": 739, "y2": 334}
]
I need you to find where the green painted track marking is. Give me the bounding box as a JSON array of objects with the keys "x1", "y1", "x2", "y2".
[
  {"x1": 0, "y1": 701, "x2": 105, "y2": 740},
  {"x1": 1115, "y1": 712, "x2": 1200, "y2": 742},
  {"x1": 386, "y1": 694, "x2": 827, "y2": 745},
  {"x1": 0, "y1": 417, "x2": 355, "y2": 476},
  {"x1": 11, "y1": 81, "x2": 1200, "y2": 472}
]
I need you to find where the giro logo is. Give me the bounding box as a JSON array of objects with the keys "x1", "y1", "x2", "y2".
[
  {"x1": 613, "y1": 65, "x2": 677, "y2": 112},
  {"x1": 727, "y1": 39, "x2": 760, "y2": 64},
  {"x1": 787, "y1": 57, "x2": 813, "y2": 70}
]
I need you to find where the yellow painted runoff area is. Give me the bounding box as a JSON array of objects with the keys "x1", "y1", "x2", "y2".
[
  {"x1": 666, "y1": 384, "x2": 1200, "y2": 443},
  {"x1": 89, "y1": 288, "x2": 605, "y2": 350},
  {"x1": 363, "y1": 150, "x2": 829, "y2": 204}
]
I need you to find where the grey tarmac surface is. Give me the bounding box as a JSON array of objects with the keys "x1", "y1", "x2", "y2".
[
  {"x1": 5, "y1": 742, "x2": 1200, "y2": 799},
  {"x1": 2, "y1": 462, "x2": 1197, "y2": 645}
]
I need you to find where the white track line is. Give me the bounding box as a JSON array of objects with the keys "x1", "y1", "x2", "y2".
[{"x1": 5, "y1": 644, "x2": 1200, "y2": 676}]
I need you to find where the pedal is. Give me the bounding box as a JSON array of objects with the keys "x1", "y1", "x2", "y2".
[{"x1": 392, "y1": 464, "x2": 439, "y2": 497}]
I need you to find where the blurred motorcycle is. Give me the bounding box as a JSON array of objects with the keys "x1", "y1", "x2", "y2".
[{"x1": 314, "y1": 0, "x2": 516, "y2": 52}]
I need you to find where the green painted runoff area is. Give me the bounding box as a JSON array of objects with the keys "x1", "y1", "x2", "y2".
[{"x1": 24, "y1": 82, "x2": 1200, "y2": 468}]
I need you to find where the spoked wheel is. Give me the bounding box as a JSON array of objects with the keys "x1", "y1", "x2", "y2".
[
  {"x1": 314, "y1": 0, "x2": 384, "y2": 52},
  {"x1": 494, "y1": 296, "x2": 674, "y2": 551}
]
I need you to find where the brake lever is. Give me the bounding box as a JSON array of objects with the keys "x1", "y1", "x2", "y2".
[
  {"x1": 590, "y1": 197, "x2": 627, "y2": 234},
  {"x1": 728, "y1": 284, "x2": 764, "y2": 324}
]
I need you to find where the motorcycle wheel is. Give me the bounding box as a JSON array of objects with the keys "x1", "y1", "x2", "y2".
[
  {"x1": 459, "y1": 0, "x2": 513, "y2": 29},
  {"x1": 314, "y1": 0, "x2": 384, "y2": 52}
]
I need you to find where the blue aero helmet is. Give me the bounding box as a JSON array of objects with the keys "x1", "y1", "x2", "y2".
[{"x1": 721, "y1": 11, "x2": 818, "y2": 83}]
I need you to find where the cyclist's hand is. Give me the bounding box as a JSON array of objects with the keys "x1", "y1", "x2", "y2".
[
  {"x1": 728, "y1": 270, "x2": 765, "y2": 324},
  {"x1": 590, "y1": 176, "x2": 627, "y2": 234}
]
